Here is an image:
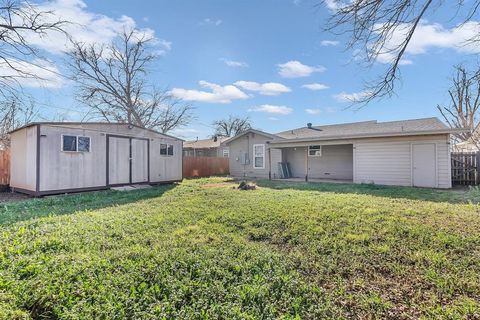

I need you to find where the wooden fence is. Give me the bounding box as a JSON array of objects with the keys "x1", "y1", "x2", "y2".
[
  {"x1": 451, "y1": 152, "x2": 479, "y2": 186},
  {"x1": 183, "y1": 156, "x2": 229, "y2": 178},
  {"x1": 0, "y1": 150, "x2": 9, "y2": 186}
]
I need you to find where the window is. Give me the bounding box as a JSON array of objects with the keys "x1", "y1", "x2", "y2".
[
  {"x1": 160, "y1": 143, "x2": 174, "y2": 156},
  {"x1": 253, "y1": 144, "x2": 265, "y2": 169},
  {"x1": 62, "y1": 135, "x2": 90, "y2": 152},
  {"x1": 78, "y1": 136, "x2": 90, "y2": 152},
  {"x1": 308, "y1": 145, "x2": 322, "y2": 157},
  {"x1": 160, "y1": 144, "x2": 168, "y2": 155},
  {"x1": 222, "y1": 148, "x2": 230, "y2": 158},
  {"x1": 62, "y1": 135, "x2": 77, "y2": 152}
]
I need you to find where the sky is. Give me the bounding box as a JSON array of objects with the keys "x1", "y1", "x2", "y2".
[{"x1": 9, "y1": 0, "x2": 480, "y2": 140}]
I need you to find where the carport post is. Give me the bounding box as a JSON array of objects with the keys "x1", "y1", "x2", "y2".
[{"x1": 304, "y1": 146, "x2": 308, "y2": 182}]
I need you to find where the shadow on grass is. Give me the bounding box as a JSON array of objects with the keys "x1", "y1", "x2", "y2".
[
  {"x1": 252, "y1": 179, "x2": 480, "y2": 204},
  {"x1": 0, "y1": 184, "x2": 177, "y2": 225}
]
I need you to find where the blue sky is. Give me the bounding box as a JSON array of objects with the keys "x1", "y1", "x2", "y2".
[{"x1": 18, "y1": 0, "x2": 480, "y2": 140}]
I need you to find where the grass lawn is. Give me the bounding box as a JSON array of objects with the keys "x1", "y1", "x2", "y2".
[{"x1": 0, "y1": 178, "x2": 479, "y2": 319}]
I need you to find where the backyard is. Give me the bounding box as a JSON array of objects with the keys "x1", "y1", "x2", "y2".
[{"x1": 0, "y1": 178, "x2": 479, "y2": 319}]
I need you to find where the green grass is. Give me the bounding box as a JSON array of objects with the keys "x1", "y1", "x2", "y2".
[{"x1": 0, "y1": 178, "x2": 479, "y2": 319}]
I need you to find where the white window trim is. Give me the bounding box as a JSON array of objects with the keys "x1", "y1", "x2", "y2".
[
  {"x1": 61, "y1": 134, "x2": 91, "y2": 153},
  {"x1": 222, "y1": 148, "x2": 230, "y2": 158},
  {"x1": 160, "y1": 143, "x2": 174, "y2": 157},
  {"x1": 308, "y1": 145, "x2": 322, "y2": 157},
  {"x1": 253, "y1": 144, "x2": 265, "y2": 169}
]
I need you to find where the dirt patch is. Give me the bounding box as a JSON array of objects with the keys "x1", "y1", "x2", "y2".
[{"x1": 0, "y1": 191, "x2": 31, "y2": 203}]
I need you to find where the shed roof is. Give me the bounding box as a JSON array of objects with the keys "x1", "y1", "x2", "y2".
[
  {"x1": 184, "y1": 137, "x2": 229, "y2": 149},
  {"x1": 9, "y1": 122, "x2": 183, "y2": 141},
  {"x1": 271, "y1": 117, "x2": 464, "y2": 143}
]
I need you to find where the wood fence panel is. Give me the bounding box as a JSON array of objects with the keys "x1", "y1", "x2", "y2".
[
  {"x1": 0, "y1": 150, "x2": 10, "y2": 186},
  {"x1": 451, "y1": 152, "x2": 479, "y2": 186},
  {"x1": 183, "y1": 156, "x2": 229, "y2": 178}
]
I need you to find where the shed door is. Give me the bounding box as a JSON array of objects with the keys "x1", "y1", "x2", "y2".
[
  {"x1": 412, "y1": 144, "x2": 436, "y2": 187},
  {"x1": 131, "y1": 139, "x2": 148, "y2": 183},
  {"x1": 108, "y1": 136, "x2": 130, "y2": 185}
]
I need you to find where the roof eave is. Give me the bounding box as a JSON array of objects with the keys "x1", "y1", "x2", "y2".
[{"x1": 270, "y1": 128, "x2": 467, "y2": 144}]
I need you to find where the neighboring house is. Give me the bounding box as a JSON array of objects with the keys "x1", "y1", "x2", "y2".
[
  {"x1": 183, "y1": 137, "x2": 230, "y2": 158},
  {"x1": 9, "y1": 122, "x2": 183, "y2": 196},
  {"x1": 224, "y1": 118, "x2": 467, "y2": 188},
  {"x1": 452, "y1": 124, "x2": 479, "y2": 152}
]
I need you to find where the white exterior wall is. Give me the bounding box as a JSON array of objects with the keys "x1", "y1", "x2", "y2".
[
  {"x1": 353, "y1": 134, "x2": 451, "y2": 188},
  {"x1": 10, "y1": 126, "x2": 37, "y2": 191},
  {"x1": 229, "y1": 132, "x2": 281, "y2": 179}
]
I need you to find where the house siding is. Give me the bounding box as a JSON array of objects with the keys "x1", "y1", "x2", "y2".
[
  {"x1": 353, "y1": 134, "x2": 451, "y2": 188},
  {"x1": 229, "y1": 132, "x2": 280, "y2": 179}
]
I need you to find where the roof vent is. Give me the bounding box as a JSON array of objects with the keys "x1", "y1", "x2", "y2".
[{"x1": 307, "y1": 123, "x2": 312, "y2": 128}]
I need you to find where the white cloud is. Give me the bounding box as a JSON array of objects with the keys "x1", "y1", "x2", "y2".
[
  {"x1": 23, "y1": 0, "x2": 167, "y2": 55},
  {"x1": 302, "y1": 83, "x2": 329, "y2": 91},
  {"x1": 0, "y1": 58, "x2": 64, "y2": 88},
  {"x1": 234, "y1": 81, "x2": 291, "y2": 96},
  {"x1": 171, "y1": 80, "x2": 249, "y2": 104},
  {"x1": 200, "y1": 18, "x2": 222, "y2": 26},
  {"x1": 320, "y1": 40, "x2": 339, "y2": 46},
  {"x1": 277, "y1": 60, "x2": 325, "y2": 78},
  {"x1": 334, "y1": 90, "x2": 372, "y2": 102},
  {"x1": 248, "y1": 104, "x2": 293, "y2": 115},
  {"x1": 268, "y1": 117, "x2": 279, "y2": 121},
  {"x1": 375, "y1": 21, "x2": 480, "y2": 64},
  {"x1": 324, "y1": 0, "x2": 349, "y2": 11},
  {"x1": 305, "y1": 108, "x2": 321, "y2": 115},
  {"x1": 220, "y1": 58, "x2": 248, "y2": 67}
]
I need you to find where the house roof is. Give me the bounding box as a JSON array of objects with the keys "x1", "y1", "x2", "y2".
[
  {"x1": 270, "y1": 117, "x2": 466, "y2": 143},
  {"x1": 8, "y1": 122, "x2": 183, "y2": 141},
  {"x1": 222, "y1": 129, "x2": 279, "y2": 145},
  {"x1": 184, "y1": 137, "x2": 229, "y2": 149}
]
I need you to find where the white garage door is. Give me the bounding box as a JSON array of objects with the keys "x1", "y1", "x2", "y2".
[{"x1": 412, "y1": 143, "x2": 436, "y2": 188}]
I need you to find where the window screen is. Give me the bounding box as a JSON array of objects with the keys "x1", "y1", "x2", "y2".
[
  {"x1": 167, "y1": 144, "x2": 174, "y2": 156},
  {"x1": 160, "y1": 144, "x2": 168, "y2": 155},
  {"x1": 62, "y1": 135, "x2": 77, "y2": 152},
  {"x1": 253, "y1": 144, "x2": 265, "y2": 169},
  {"x1": 78, "y1": 136, "x2": 90, "y2": 152}
]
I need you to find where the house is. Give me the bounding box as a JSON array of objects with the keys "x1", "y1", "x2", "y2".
[
  {"x1": 9, "y1": 122, "x2": 183, "y2": 196},
  {"x1": 224, "y1": 118, "x2": 467, "y2": 188},
  {"x1": 183, "y1": 137, "x2": 229, "y2": 157}
]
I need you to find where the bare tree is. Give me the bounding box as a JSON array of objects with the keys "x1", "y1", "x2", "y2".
[
  {"x1": 323, "y1": 0, "x2": 480, "y2": 104},
  {"x1": 0, "y1": 96, "x2": 37, "y2": 149},
  {"x1": 0, "y1": 0, "x2": 67, "y2": 96},
  {"x1": 212, "y1": 115, "x2": 251, "y2": 137},
  {"x1": 438, "y1": 65, "x2": 480, "y2": 149},
  {"x1": 67, "y1": 29, "x2": 194, "y2": 133}
]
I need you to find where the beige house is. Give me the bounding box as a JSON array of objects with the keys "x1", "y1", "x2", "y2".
[
  {"x1": 225, "y1": 118, "x2": 466, "y2": 188},
  {"x1": 183, "y1": 137, "x2": 230, "y2": 157},
  {"x1": 9, "y1": 122, "x2": 183, "y2": 196}
]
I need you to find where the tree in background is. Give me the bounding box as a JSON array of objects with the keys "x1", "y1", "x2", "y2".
[
  {"x1": 212, "y1": 115, "x2": 251, "y2": 137},
  {"x1": 0, "y1": 0, "x2": 68, "y2": 148},
  {"x1": 0, "y1": 97, "x2": 37, "y2": 149},
  {"x1": 67, "y1": 29, "x2": 194, "y2": 133},
  {"x1": 437, "y1": 65, "x2": 480, "y2": 149},
  {"x1": 324, "y1": 0, "x2": 480, "y2": 104}
]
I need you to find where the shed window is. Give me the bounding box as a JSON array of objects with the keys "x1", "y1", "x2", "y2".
[
  {"x1": 253, "y1": 144, "x2": 265, "y2": 169},
  {"x1": 62, "y1": 135, "x2": 77, "y2": 152},
  {"x1": 308, "y1": 145, "x2": 322, "y2": 157},
  {"x1": 167, "y1": 144, "x2": 174, "y2": 156},
  {"x1": 62, "y1": 135, "x2": 90, "y2": 152},
  {"x1": 160, "y1": 144, "x2": 168, "y2": 155},
  {"x1": 78, "y1": 136, "x2": 90, "y2": 152},
  {"x1": 223, "y1": 149, "x2": 229, "y2": 158}
]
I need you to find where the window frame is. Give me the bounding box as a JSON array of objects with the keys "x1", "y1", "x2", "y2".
[
  {"x1": 222, "y1": 148, "x2": 230, "y2": 158},
  {"x1": 253, "y1": 144, "x2": 265, "y2": 169},
  {"x1": 160, "y1": 143, "x2": 174, "y2": 157},
  {"x1": 61, "y1": 134, "x2": 91, "y2": 153},
  {"x1": 308, "y1": 145, "x2": 322, "y2": 157},
  {"x1": 167, "y1": 144, "x2": 174, "y2": 156}
]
